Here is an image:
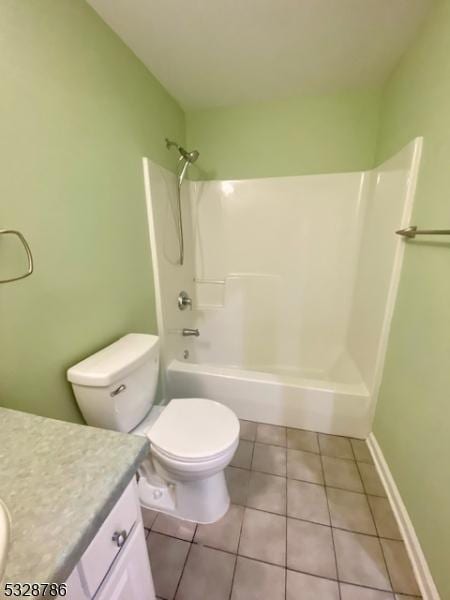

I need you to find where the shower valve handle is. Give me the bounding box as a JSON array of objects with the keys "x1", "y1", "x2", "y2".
[{"x1": 178, "y1": 291, "x2": 192, "y2": 310}]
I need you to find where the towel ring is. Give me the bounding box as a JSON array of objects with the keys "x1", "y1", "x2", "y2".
[{"x1": 0, "y1": 229, "x2": 34, "y2": 283}]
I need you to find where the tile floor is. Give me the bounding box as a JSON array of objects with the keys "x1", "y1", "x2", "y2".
[{"x1": 143, "y1": 421, "x2": 421, "y2": 600}]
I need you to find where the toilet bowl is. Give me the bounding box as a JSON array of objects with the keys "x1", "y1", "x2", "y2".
[
  {"x1": 67, "y1": 334, "x2": 239, "y2": 523},
  {"x1": 137, "y1": 398, "x2": 239, "y2": 522}
]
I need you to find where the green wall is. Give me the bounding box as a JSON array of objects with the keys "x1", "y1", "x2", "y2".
[
  {"x1": 2, "y1": 8, "x2": 448, "y2": 594},
  {"x1": 186, "y1": 89, "x2": 381, "y2": 180},
  {"x1": 0, "y1": 0, "x2": 184, "y2": 423},
  {"x1": 374, "y1": 1, "x2": 450, "y2": 597}
]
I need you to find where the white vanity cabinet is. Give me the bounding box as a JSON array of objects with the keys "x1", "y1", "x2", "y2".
[{"x1": 65, "y1": 479, "x2": 155, "y2": 600}]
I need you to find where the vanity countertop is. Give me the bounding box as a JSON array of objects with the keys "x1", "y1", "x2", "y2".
[{"x1": 0, "y1": 407, "x2": 149, "y2": 588}]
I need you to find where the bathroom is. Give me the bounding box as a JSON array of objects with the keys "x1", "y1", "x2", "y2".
[{"x1": 0, "y1": 0, "x2": 449, "y2": 598}]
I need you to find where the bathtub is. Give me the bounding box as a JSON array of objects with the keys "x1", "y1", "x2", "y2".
[{"x1": 167, "y1": 358, "x2": 372, "y2": 439}]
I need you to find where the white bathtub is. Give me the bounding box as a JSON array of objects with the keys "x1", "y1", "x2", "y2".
[
  {"x1": 167, "y1": 358, "x2": 372, "y2": 438},
  {"x1": 145, "y1": 142, "x2": 421, "y2": 440}
]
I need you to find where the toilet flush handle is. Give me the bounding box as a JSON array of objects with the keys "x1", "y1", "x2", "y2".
[{"x1": 110, "y1": 384, "x2": 126, "y2": 397}]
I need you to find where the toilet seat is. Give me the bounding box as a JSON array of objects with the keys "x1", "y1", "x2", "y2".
[
  {"x1": 151, "y1": 442, "x2": 233, "y2": 464},
  {"x1": 147, "y1": 397, "x2": 239, "y2": 462}
]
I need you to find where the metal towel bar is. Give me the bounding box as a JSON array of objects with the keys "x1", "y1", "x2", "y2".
[
  {"x1": 0, "y1": 229, "x2": 34, "y2": 283},
  {"x1": 396, "y1": 226, "x2": 450, "y2": 239}
]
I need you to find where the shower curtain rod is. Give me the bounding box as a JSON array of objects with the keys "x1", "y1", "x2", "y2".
[{"x1": 396, "y1": 226, "x2": 450, "y2": 238}]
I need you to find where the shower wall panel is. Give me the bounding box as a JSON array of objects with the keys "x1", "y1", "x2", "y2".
[
  {"x1": 347, "y1": 138, "x2": 422, "y2": 395},
  {"x1": 188, "y1": 173, "x2": 367, "y2": 374},
  {"x1": 144, "y1": 138, "x2": 422, "y2": 430}
]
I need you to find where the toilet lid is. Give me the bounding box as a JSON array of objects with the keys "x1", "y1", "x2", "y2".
[{"x1": 148, "y1": 398, "x2": 239, "y2": 461}]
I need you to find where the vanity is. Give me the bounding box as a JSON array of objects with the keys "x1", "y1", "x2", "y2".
[{"x1": 0, "y1": 407, "x2": 155, "y2": 599}]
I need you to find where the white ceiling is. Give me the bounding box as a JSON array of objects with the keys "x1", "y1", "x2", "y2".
[{"x1": 87, "y1": 0, "x2": 433, "y2": 109}]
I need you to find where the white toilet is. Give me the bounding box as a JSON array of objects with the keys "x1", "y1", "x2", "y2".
[{"x1": 67, "y1": 333, "x2": 239, "y2": 523}]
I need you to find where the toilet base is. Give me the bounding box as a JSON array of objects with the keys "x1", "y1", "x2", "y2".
[{"x1": 138, "y1": 468, "x2": 230, "y2": 524}]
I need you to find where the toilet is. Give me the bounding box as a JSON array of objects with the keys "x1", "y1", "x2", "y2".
[{"x1": 67, "y1": 334, "x2": 239, "y2": 523}]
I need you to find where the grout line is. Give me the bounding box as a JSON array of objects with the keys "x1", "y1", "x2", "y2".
[
  {"x1": 237, "y1": 548, "x2": 286, "y2": 570},
  {"x1": 289, "y1": 568, "x2": 404, "y2": 595},
  {"x1": 319, "y1": 450, "x2": 342, "y2": 600},
  {"x1": 149, "y1": 514, "x2": 196, "y2": 541},
  {"x1": 234, "y1": 464, "x2": 286, "y2": 478},
  {"x1": 148, "y1": 508, "x2": 404, "y2": 546},
  {"x1": 284, "y1": 444, "x2": 288, "y2": 599},
  {"x1": 249, "y1": 438, "x2": 256, "y2": 472},
  {"x1": 153, "y1": 527, "x2": 411, "y2": 599},
  {"x1": 172, "y1": 535, "x2": 195, "y2": 600},
  {"x1": 317, "y1": 434, "x2": 324, "y2": 455},
  {"x1": 228, "y1": 505, "x2": 246, "y2": 600},
  {"x1": 352, "y1": 442, "x2": 396, "y2": 596},
  {"x1": 338, "y1": 577, "x2": 410, "y2": 595},
  {"x1": 229, "y1": 463, "x2": 386, "y2": 497}
]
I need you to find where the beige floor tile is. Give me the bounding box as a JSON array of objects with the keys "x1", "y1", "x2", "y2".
[
  {"x1": 239, "y1": 419, "x2": 257, "y2": 441},
  {"x1": 287, "y1": 448, "x2": 324, "y2": 483},
  {"x1": 287, "y1": 479, "x2": 330, "y2": 525},
  {"x1": 194, "y1": 504, "x2": 244, "y2": 553},
  {"x1": 319, "y1": 434, "x2": 354, "y2": 459},
  {"x1": 251, "y1": 442, "x2": 286, "y2": 476},
  {"x1": 334, "y1": 529, "x2": 391, "y2": 591},
  {"x1": 340, "y1": 583, "x2": 394, "y2": 599},
  {"x1": 287, "y1": 571, "x2": 339, "y2": 600},
  {"x1": 380, "y1": 539, "x2": 421, "y2": 596},
  {"x1": 359, "y1": 463, "x2": 387, "y2": 497},
  {"x1": 287, "y1": 428, "x2": 319, "y2": 453},
  {"x1": 256, "y1": 423, "x2": 287, "y2": 446},
  {"x1": 351, "y1": 438, "x2": 374, "y2": 463},
  {"x1": 287, "y1": 518, "x2": 337, "y2": 579},
  {"x1": 231, "y1": 556, "x2": 285, "y2": 600},
  {"x1": 175, "y1": 545, "x2": 235, "y2": 600},
  {"x1": 327, "y1": 487, "x2": 376, "y2": 535},
  {"x1": 231, "y1": 440, "x2": 254, "y2": 469},
  {"x1": 246, "y1": 471, "x2": 286, "y2": 514},
  {"x1": 141, "y1": 507, "x2": 158, "y2": 530},
  {"x1": 152, "y1": 512, "x2": 197, "y2": 541},
  {"x1": 395, "y1": 596, "x2": 421, "y2": 599},
  {"x1": 368, "y1": 496, "x2": 402, "y2": 540},
  {"x1": 225, "y1": 467, "x2": 251, "y2": 506},
  {"x1": 322, "y1": 456, "x2": 364, "y2": 493},
  {"x1": 238, "y1": 508, "x2": 286, "y2": 566},
  {"x1": 147, "y1": 533, "x2": 190, "y2": 600}
]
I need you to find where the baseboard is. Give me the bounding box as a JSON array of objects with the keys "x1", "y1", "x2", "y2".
[{"x1": 367, "y1": 433, "x2": 440, "y2": 600}]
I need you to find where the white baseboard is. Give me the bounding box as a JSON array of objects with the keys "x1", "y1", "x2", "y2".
[{"x1": 367, "y1": 433, "x2": 440, "y2": 600}]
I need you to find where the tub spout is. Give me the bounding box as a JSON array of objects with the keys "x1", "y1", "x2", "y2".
[{"x1": 182, "y1": 328, "x2": 200, "y2": 337}]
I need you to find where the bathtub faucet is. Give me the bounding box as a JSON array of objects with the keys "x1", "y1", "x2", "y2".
[{"x1": 182, "y1": 328, "x2": 200, "y2": 337}]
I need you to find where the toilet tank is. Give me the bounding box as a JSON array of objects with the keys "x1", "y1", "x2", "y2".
[{"x1": 67, "y1": 334, "x2": 159, "y2": 432}]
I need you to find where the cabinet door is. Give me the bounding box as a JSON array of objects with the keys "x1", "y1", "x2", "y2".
[
  {"x1": 65, "y1": 566, "x2": 89, "y2": 600},
  {"x1": 80, "y1": 480, "x2": 138, "y2": 596},
  {"x1": 95, "y1": 522, "x2": 155, "y2": 600}
]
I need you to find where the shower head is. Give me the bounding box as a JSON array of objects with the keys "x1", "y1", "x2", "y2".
[
  {"x1": 179, "y1": 147, "x2": 199, "y2": 164},
  {"x1": 166, "y1": 138, "x2": 200, "y2": 188},
  {"x1": 178, "y1": 148, "x2": 199, "y2": 186},
  {"x1": 166, "y1": 138, "x2": 199, "y2": 163}
]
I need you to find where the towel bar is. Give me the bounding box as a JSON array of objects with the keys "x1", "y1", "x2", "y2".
[{"x1": 396, "y1": 226, "x2": 450, "y2": 238}]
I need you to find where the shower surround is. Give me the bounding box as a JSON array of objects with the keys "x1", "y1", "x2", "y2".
[{"x1": 143, "y1": 138, "x2": 422, "y2": 438}]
